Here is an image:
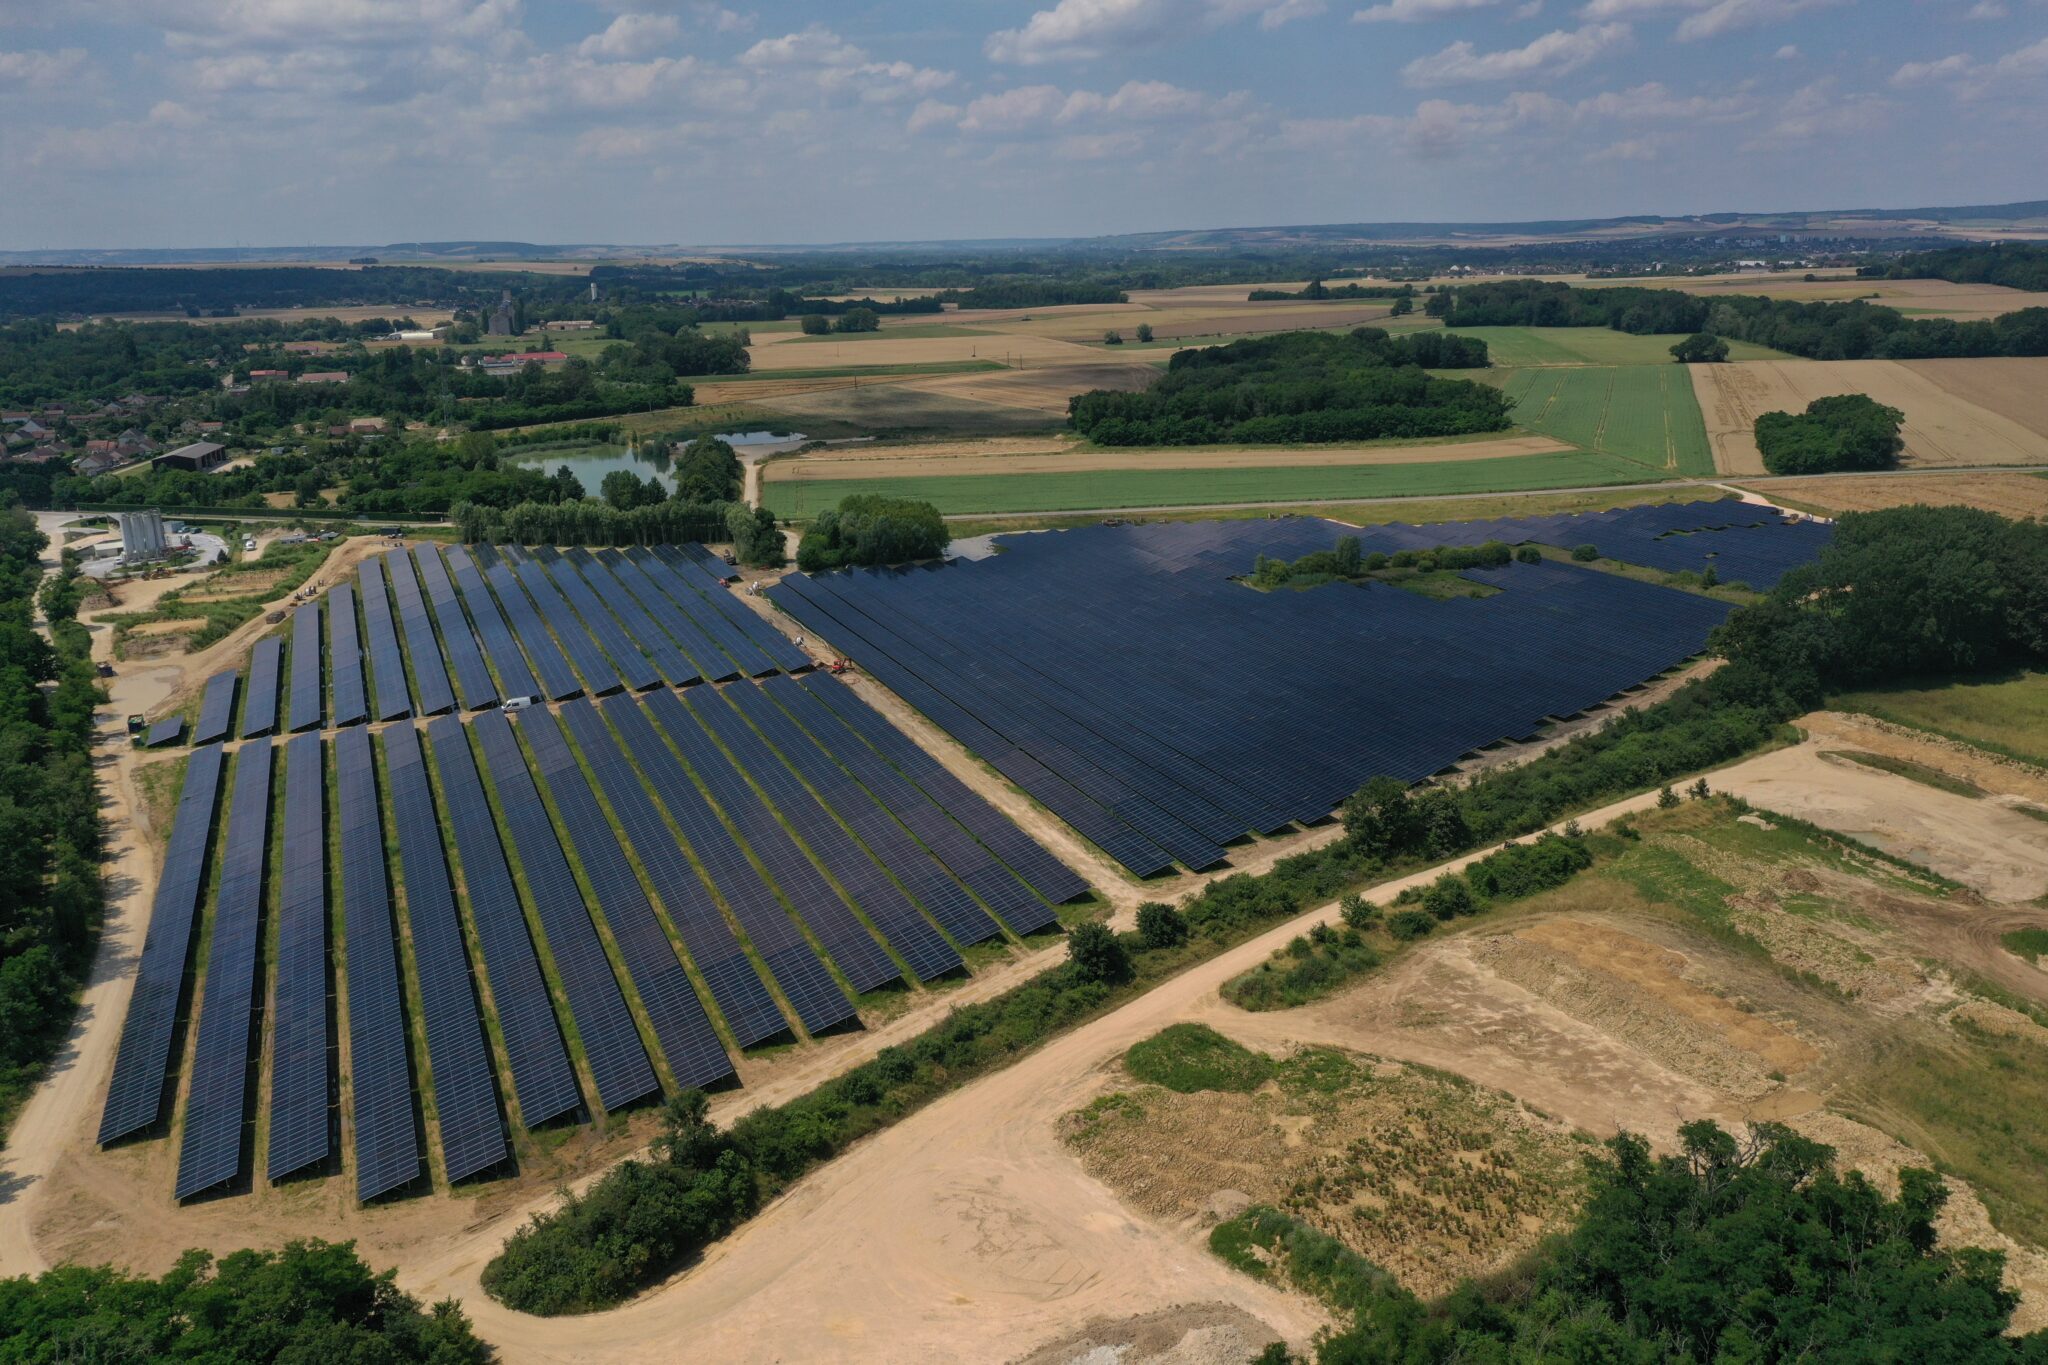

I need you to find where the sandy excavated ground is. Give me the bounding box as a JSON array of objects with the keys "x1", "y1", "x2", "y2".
[
  {"x1": 1746, "y1": 471, "x2": 2048, "y2": 519},
  {"x1": 764, "y1": 434, "x2": 1576, "y2": 484},
  {"x1": 1691, "y1": 358, "x2": 2048, "y2": 475}
]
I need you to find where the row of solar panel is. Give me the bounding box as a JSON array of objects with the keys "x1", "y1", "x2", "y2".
[
  {"x1": 170, "y1": 540, "x2": 809, "y2": 748},
  {"x1": 768, "y1": 515, "x2": 1785, "y2": 877},
  {"x1": 104, "y1": 672, "x2": 1085, "y2": 1201}
]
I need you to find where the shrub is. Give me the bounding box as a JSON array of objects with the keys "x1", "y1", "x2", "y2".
[
  {"x1": 1135, "y1": 901, "x2": 1190, "y2": 949},
  {"x1": 1515, "y1": 544, "x2": 1542, "y2": 564},
  {"x1": 799, "y1": 314, "x2": 830, "y2": 335},
  {"x1": 1124, "y1": 1024, "x2": 1275, "y2": 1093},
  {"x1": 1571, "y1": 543, "x2": 1599, "y2": 562},
  {"x1": 1067, "y1": 921, "x2": 1135, "y2": 985},
  {"x1": 1387, "y1": 909, "x2": 1436, "y2": 940},
  {"x1": 1338, "y1": 892, "x2": 1377, "y2": 930},
  {"x1": 1421, "y1": 873, "x2": 1478, "y2": 921}
]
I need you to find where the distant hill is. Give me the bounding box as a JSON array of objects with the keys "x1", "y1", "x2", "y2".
[{"x1": 3, "y1": 199, "x2": 2044, "y2": 265}]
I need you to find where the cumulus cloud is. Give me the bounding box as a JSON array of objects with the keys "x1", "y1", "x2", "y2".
[
  {"x1": 946, "y1": 77, "x2": 1215, "y2": 132},
  {"x1": 986, "y1": 0, "x2": 1322, "y2": 65},
  {"x1": 1965, "y1": 0, "x2": 2006, "y2": 17},
  {"x1": 1577, "y1": 0, "x2": 1841, "y2": 30},
  {"x1": 577, "y1": 13, "x2": 681, "y2": 59},
  {"x1": 1892, "y1": 35, "x2": 2048, "y2": 95},
  {"x1": 1279, "y1": 76, "x2": 1750, "y2": 158},
  {"x1": 0, "y1": 47, "x2": 88, "y2": 88},
  {"x1": 1403, "y1": 22, "x2": 1629, "y2": 84},
  {"x1": 1354, "y1": 0, "x2": 1499, "y2": 22},
  {"x1": 1775, "y1": 42, "x2": 1800, "y2": 57},
  {"x1": 740, "y1": 25, "x2": 864, "y2": 67}
]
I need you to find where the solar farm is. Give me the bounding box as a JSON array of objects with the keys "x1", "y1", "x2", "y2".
[
  {"x1": 770, "y1": 499, "x2": 1832, "y2": 878},
  {"x1": 101, "y1": 542, "x2": 1085, "y2": 1203}
]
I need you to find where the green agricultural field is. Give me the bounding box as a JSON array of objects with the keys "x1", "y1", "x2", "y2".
[
  {"x1": 763, "y1": 448, "x2": 1658, "y2": 517},
  {"x1": 1447, "y1": 327, "x2": 1796, "y2": 366},
  {"x1": 1832, "y1": 671, "x2": 2048, "y2": 769},
  {"x1": 1494, "y1": 364, "x2": 1716, "y2": 476}
]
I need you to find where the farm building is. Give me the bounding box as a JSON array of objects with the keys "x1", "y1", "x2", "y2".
[
  {"x1": 296, "y1": 370, "x2": 350, "y2": 385},
  {"x1": 155, "y1": 440, "x2": 229, "y2": 472}
]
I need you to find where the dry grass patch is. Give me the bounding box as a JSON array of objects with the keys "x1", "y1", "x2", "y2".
[{"x1": 1747, "y1": 472, "x2": 2048, "y2": 519}]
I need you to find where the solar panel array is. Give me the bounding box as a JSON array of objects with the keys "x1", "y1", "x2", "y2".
[
  {"x1": 288, "y1": 602, "x2": 322, "y2": 733},
  {"x1": 145, "y1": 715, "x2": 185, "y2": 747},
  {"x1": 358, "y1": 557, "x2": 412, "y2": 722},
  {"x1": 769, "y1": 510, "x2": 1805, "y2": 877},
  {"x1": 176, "y1": 739, "x2": 273, "y2": 1199},
  {"x1": 414, "y1": 545, "x2": 499, "y2": 710},
  {"x1": 194, "y1": 670, "x2": 238, "y2": 745},
  {"x1": 328, "y1": 584, "x2": 368, "y2": 728},
  {"x1": 335, "y1": 726, "x2": 422, "y2": 1201},
  {"x1": 240, "y1": 636, "x2": 283, "y2": 739},
  {"x1": 110, "y1": 533, "x2": 1092, "y2": 1200},
  {"x1": 100, "y1": 745, "x2": 225, "y2": 1145},
  {"x1": 382, "y1": 721, "x2": 507, "y2": 1183},
  {"x1": 268, "y1": 733, "x2": 330, "y2": 1183}
]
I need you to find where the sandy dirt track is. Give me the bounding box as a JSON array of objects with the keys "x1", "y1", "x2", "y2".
[
  {"x1": 1744, "y1": 470, "x2": 2048, "y2": 519},
  {"x1": 1690, "y1": 359, "x2": 2048, "y2": 475},
  {"x1": 764, "y1": 434, "x2": 1576, "y2": 483}
]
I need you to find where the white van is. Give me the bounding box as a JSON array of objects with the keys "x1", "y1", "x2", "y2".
[{"x1": 502, "y1": 696, "x2": 538, "y2": 713}]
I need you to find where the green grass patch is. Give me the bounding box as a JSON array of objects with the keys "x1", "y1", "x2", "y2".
[
  {"x1": 764, "y1": 449, "x2": 1661, "y2": 518},
  {"x1": 1824, "y1": 749, "x2": 1986, "y2": 798},
  {"x1": 2001, "y1": 927, "x2": 2048, "y2": 964},
  {"x1": 1489, "y1": 364, "x2": 1715, "y2": 476},
  {"x1": 1831, "y1": 672, "x2": 2048, "y2": 771},
  {"x1": 1447, "y1": 326, "x2": 1796, "y2": 367},
  {"x1": 1123, "y1": 1023, "x2": 1276, "y2": 1093}
]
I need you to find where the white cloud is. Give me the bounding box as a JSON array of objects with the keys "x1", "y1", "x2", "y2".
[
  {"x1": 740, "y1": 25, "x2": 864, "y2": 67},
  {"x1": 1746, "y1": 77, "x2": 1889, "y2": 143},
  {"x1": 0, "y1": 47, "x2": 87, "y2": 88},
  {"x1": 577, "y1": 13, "x2": 681, "y2": 59},
  {"x1": 1774, "y1": 42, "x2": 1800, "y2": 57},
  {"x1": 946, "y1": 77, "x2": 1215, "y2": 132},
  {"x1": 1588, "y1": 135, "x2": 1659, "y2": 158},
  {"x1": 1891, "y1": 52, "x2": 1973, "y2": 84},
  {"x1": 986, "y1": 0, "x2": 1322, "y2": 65},
  {"x1": 1892, "y1": 35, "x2": 2048, "y2": 95},
  {"x1": 1354, "y1": 0, "x2": 1498, "y2": 22},
  {"x1": 1675, "y1": 0, "x2": 1842, "y2": 40},
  {"x1": 1403, "y1": 22, "x2": 1629, "y2": 84},
  {"x1": 1966, "y1": 0, "x2": 2007, "y2": 17}
]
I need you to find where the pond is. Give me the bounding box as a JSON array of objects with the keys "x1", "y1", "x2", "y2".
[{"x1": 507, "y1": 430, "x2": 807, "y2": 496}]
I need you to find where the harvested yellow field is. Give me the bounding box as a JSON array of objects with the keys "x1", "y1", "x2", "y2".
[
  {"x1": 1904, "y1": 358, "x2": 2048, "y2": 434},
  {"x1": 1743, "y1": 472, "x2": 2048, "y2": 520},
  {"x1": 764, "y1": 433, "x2": 1574, "y2": 482},
  {"x1": 903, "y1": 361, "x2": 1158, "y2": 414},
  {"x1": 1690, "y1": 359, "x2": 2048, "y2": 475},
  {"x1": 689, "y1": 375, "x2": 880, "y2": 406},
  {"x1": 747, "y1": 332, "x2": 1101, "y2": 370},
  {"x1": 983, "y1": 302, "x2": 1394, "y2": 343}
]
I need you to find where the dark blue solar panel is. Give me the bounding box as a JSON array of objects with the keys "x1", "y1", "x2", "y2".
[
  {"x1": 414, "y1": 545, "x2": 499, "y2": 710},
  {"x1": 424, "y1": 714, "x2": 581, "y2": 1128},
  {"x1": 385, "y1": 550, "x2": 455, "y2": 717},
  {"x1": 327, "y1": 583, "x2": 368, "y2": 728},
  {"x1": 654, "y1": 688, "x2": 902, "y2": 993},
  {"x1": 532, "y1": 549, "x2": 662, "y2": 691},
  {"x1": 288, "y1": 602, "x2": 322, "y2": 733},
  {"x1": 563, "y1": 548, "x2": 701, "y2": 686},
  {"x1": 194, "y1": 669, "x2": 238, "y2": 745},
  {"x1": 268, "y1": 732, "x2": 330, "y2": 1182},
  {"x1": 511, "y1": 708, "x2": 736, "y2": 1091},
  {"x1": 382, "y1": 722, "x2": 507, "y2": 1183},
  {"x1": 690, "y1": 685, "x2": 958, "y2": 982},
  {"x1": 99, "y1": 746, "x2": 225, "y2": 1146},
  {"x1": 445, "y1": 545, "x2": 539, "y2": 702},
  {"x1": 780, "y1": 676, "x2": 1064, "y2": 936},
  {"x1": 240, "y1": 636, "x2": 283, "y2": 739},
  {"x1": 470, "y1": 711, "x2": 662, "y2": 1110},
  {"x1": 605, "y1": 694, "x2": 855, "y2": 1035},
  {"x1": 336, "y1": 727, "x2": 421, "y2": 1201},
  {"x1": 358, "y1": 558, "x2": 412, "y2": 722},
  {"x1": 653, "y1": 544, "x2": 808, "y2": 673},
  {"x1": 628, "y1": 547, "x2": 775, "y2": 677},
  {"x1": 477, "y1": 552, "x2": 582, "y2": 701},
  {"x1": 728, "y1": 679, "x2": 994, "y2": 954},
  {"x1": 555, "y1": 699, "x2": 794, "y2": 1047},
  {"x1": 596, "y1": 549, "x2": 737, "y2": 682},
  {"x1": 176, "y1": 739, "x2": 274, "y2": 1200},
  {"x1": 506, "y1": 550, "x2": 623, "y2": 697},
  {"x1": 145, "y1": 715, "x2": 185, "y2": 747}
]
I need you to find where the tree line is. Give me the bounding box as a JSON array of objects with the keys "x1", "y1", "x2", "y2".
[
  {"x1": 1428, "y1": 278, "x2": 2048, "y2": 361},
  {"x1": 0, "y1": 511, "x2": 105, "y2": 1131},
  {"x1": 1871, "y1": 241, "x2": 2048, "y2": 292},
  {"x1": 1068, "y1": 328, "x2": 1503, "y2": 446},
  {"x1": 795, "y1": 493, "x2": 950, "y2": 572},
  {"x1": 1247, "y1": 282, "x2": 1416, "y2": 301}
]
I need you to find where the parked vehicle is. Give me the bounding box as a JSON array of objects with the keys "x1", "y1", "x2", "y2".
[{"x1": 502, "y1": 696, "x2": 538, "y2": 712}]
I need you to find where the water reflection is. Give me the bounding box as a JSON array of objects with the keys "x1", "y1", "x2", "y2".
[{"x1": 507, "y1": 430, "x2": 807, "y2": 495}]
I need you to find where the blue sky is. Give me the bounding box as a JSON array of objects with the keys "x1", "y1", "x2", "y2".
[{"x1": 0, "y1": 0, "x2": 2043, "y2": 249}]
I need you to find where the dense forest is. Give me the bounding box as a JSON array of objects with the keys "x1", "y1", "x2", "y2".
[
  {"x1": 1755, "y1": 393, "x2": 1905, "y2": 475},
  {"x1": 1068, "y1": 328, "x2": 1501, "y2": 445},
  {"x1": 0, "y1": 1237, "x2": 492, "y2": 1362},
  {"x1": 0, "y1": 511, "x2": 105, "y2": 1130},
  {"x1": 1873, "y1": 241, "x2": 2048, "y2": 292},
  {"x1": 1428, "y1": 278, "x2": 2048, "y2": 360}
]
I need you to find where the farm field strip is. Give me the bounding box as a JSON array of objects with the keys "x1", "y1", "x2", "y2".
[{"x1": 1493, "y1": 364, "x2": 1715, "y2": 475}]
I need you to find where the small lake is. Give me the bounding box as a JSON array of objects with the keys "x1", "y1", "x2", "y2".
[{"x1": 508, "y1": 430, "x2": 807, "y2": 496}]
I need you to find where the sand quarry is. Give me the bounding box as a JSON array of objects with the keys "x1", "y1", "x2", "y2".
[{"x1": 1691, "y1": 357, "x2": 2048, "y2": 474}]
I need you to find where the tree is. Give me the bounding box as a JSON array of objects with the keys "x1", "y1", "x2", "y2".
[
  {"x1": 1390, "y1": 295, "x2": 1414, "y2": 317},
  {"x1": 725, "y1": 503, "x2": 784, "y2": 568},
  {"x1": 599, "y1": 468, "x2": 664, "y2": 511},
  {"x1": 1571, "y1": 543, "x2": 1599, "y2": 561},
  {"x1": 1341, "y1": 776, "x2": 1418, "y2": 860},
  {"x1": 671, "y1": 434, "x2": 743, "y2": 504},
  {"x1": 1066, "y1": 921, "x2": 1134, "y2": 985},
  {"x1": 1135, "y1": 323, "x2": 1154, "y2": 343},
  {"x1": 1135, "y1": 901, "x2": 1189, "y2": 949},
  {"x1": 1103, "y1": 330, "x2": 1124, "y2": 345},
  {"x1": 1421, "y1": 873, "x2": 1477, "y2": 921},
  {"x1": 795, "y1": 493, "x2": 949, "y2": 572},
  {"x1": 799, "y1": 314, "x2": 831, "y2": 336},
  {"x1": 1755, "y1": 392, "x2": 1905, "y2": 475},
  {"x1": 1515, "y1": 545, "x2": 1541, "y2": 564},
  {"x1": 1338, "y1": 892, "x2": 1378, "y2": 930},
  {"x1": 1670, "y1": 332, "x2": 1730, "y2": 363},
  {"x1": 832, "y1": 308, "x2": 880, "y2": 334},
  {"x1": 1658, "y1": 785, "x2": 1680, "y2": 808}
]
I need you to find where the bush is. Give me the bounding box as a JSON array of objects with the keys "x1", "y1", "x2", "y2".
[
  {"x1": 1338, "y1": 892, "x2": 1377, "y2": 930},
  {"x1": 1135, "y1": 901, "x2": 1190, "y2": 949},
  {"x1": 1067, "y1": 921, "x2": 1135, "y2": 985},
  {"x1": 1421, "y1": 873, "x2": 1478, "y2": 921},
  {"x1": 799, "y1": 314, "x2": 830, "y2": 335},
  {"x1": 1387, "y1": 909, "x2": 1436, "y2": 940},
  {"x1": 1571, "y1": 543, "x2": 1599, "y2": 562},
  {"x1": 1515, "y1": 544, "x2": 1541, "y2": 564}
]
